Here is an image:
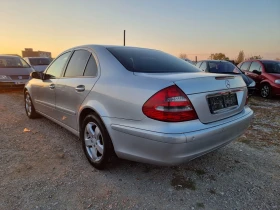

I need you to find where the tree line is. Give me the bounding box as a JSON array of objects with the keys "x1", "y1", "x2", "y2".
[{"x1": 179, "y1": 51, "x2": 279, "y2": 64}]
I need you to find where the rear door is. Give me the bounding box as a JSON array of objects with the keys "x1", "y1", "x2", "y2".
[{"x1": 55, "y1": 49, "x2": 99, "y2": 130}]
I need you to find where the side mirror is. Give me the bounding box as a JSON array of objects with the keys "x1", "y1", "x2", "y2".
[
  {"x1": 30, "y1": 71, "x2": 43, "y2": 79},
  {"x1": 252, "y1": 70, "x2": 261, "y2": 75}
]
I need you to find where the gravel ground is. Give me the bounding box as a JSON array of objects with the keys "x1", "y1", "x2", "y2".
[{"x1": 0, "y1": 89, "x2": 280, "y2": 210}]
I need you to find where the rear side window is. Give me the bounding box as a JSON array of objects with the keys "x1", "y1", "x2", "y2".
[
  {"x1": 200, "y1": 62, "x2": 207, "y2": 71},
  {"x1": 29, "y1": 58, "x2": 51, "y2": 66},
  {"x1": 249, "y1": 61, "x2": 261, "y2": 72},
  {"x1": 83, "y1": 55, "x2": 98, "y2": 77},
  {"x1": 64, "y1": 50, "x2": 90, "y2": 77},
  {"x1": 240, "y1": 62, "x2": 251, "y2": 71},
  {"x1": 46, "y1": 52, "x2": 71, "y2": 78},
  {"x1": 196, "y1": 61, "x2": 202, "y2": 68},
  {"x1": 107, "y1": 47, "x2": 200, "y2": 73}
]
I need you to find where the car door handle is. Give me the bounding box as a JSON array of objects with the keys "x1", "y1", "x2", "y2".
[
  {"x1": 49, "y1": 84, "x2": 55, "y2": 89},
  {"x1": 75, "y1": 85, "x2": 85, "y2": 92}
]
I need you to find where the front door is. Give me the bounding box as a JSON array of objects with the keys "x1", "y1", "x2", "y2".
[
  {"x1": 33, "y1": 52, "x2": 72, "y2": 119},
  {"x1": 55, "y1": 50, "x2": 99, "y2": 130},
  {"x1": 248, "y1": 61, "x2": 262, "y2": 89}
]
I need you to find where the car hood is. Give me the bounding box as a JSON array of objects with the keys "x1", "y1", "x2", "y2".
[
  {"x1": 0, "y1": 67, "x2": 33, "y2": 75},
  {"x1": 32, "y1": 65, "x2": 48, "y2": 72}
]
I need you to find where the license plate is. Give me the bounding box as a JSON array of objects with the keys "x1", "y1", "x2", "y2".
[
  {"x1": 208, "y1": 93, "x2": 238, "y2": 114},
  {"x1": 15, "y1": 81, "x2": 25, "y2": 85}
]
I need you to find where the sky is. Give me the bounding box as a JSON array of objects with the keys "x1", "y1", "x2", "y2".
[{"x1": 0, "y1": 0, "x2": 279, "y2": 60}]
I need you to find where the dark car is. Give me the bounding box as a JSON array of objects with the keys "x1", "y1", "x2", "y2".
[
  {"x1": 0, "y1": 55, "x2": 34, "y2": 88},
  {"x1": 238, "y1": 60, "x2": 280, "y2": 98},
  {"x1": 196, "y1": 60, "x2": 256, "y2": 95}
]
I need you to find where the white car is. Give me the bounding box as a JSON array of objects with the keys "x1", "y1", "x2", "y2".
[{"x1": 23, "y1": 57, "x2": 51, "y2": 72}]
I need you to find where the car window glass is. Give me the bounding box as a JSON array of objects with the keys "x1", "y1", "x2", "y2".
[
  {"x1": 83, "y1": 55, "x2": 98, "y2": 77},
  {"x1": 107, "y1": 47, "x2": 200, "y2": 73},
  {"x1": 200, "y1": 62, "x2": 207, "y2": 71},
  {"x1": 262, "y1": 61, "x2": 280, "y2": 74},
  {"x1": 196, "y1": 61, "x2": 202, "y2": 68},
  {"x1": 249, "y1": 62, "x2": 261, "y2": 72},
  {"x1": 240, "y1": 62, "x2": 251, "y2": 71},
  {"x1": 0, "y1": 56, "x2": 30, "y2": 68},
  {"x1": 64, "y1": 50, "x2": 90, "y2": 77},
  {"x1": 46, "y1": 52, "x2": 71, "y2": 78}
]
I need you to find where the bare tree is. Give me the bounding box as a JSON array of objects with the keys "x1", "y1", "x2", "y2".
[
  {"x1": 246, "y1": 55, "x2": 262, "y2": 60},
  {"x1": 209, "y1": 53, "x2": 229, "y2": 60},
  {"x1": 179, "y1": 53, "x2": 188, "y2": 59},
  {"x1": 236, "y1": 50, "x2": 245, "y2": 64}
]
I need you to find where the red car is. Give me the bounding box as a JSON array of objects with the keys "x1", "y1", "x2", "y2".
[{"x1": 238, "y1": 60, "x2": 280, "y2": 98}]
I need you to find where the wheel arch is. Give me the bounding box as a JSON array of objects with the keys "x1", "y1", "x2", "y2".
[{"x1": 78, "y1": 106, "x2": 116, "y2": 152}]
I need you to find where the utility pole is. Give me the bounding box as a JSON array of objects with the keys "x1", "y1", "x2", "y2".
[{"x1": 124, "y1": 30, "x2": 126, "y2": 46}]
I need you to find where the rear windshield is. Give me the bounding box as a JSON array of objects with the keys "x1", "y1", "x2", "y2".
[
  {"x1": 29, "y1": 58, "x2": 51, "y2": 66},
  {"x1": 208, "y1": 61, "x2": 241, "y2": 74},
  {"x1": 107, "y1": 47, "x2": 201, "y2": 73},
  {"x1": 0, "y1": 56, "x2": 30, "y2": 68},
  {"x1": 262, "y1": 61, "x2": 280, "y2": 74}
]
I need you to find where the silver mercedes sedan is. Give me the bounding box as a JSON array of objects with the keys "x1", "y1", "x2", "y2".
[{"x1": 24, "y1": 45, "x2": 253, "y2": 169}]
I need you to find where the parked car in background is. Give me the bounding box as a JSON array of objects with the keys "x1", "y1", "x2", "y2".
[
  {"x1": 24, "y1": 45, "x2": 253, "y2": 169},
  {"x1": 0, "y1": 55, "x2": 33, "y2": 88},
  {"x1": 196, "y1": 60, "x2": 256, "y2": 95},
  {"x1": 238, "y1": 60, "x2": 280, "y2": 98},
  {"x1": 23, "y1": 57, "x2": 51, "y2": 72}
]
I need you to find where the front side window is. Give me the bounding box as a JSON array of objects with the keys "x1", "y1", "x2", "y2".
[
  {"x1": 64, "y1": 50, "x2": 90, "y2": 77},
  {"x1": 46, "y1": 52, "x2": 71, "y2": 78},
  {"x1": 249, "y1": 61, "x2": 261, "y2": 72},
  {"x1": 262, "y1": 61, "x2": 280, "y2": 74},
  {"x1": 0, "y1": 56, "x2": 30, "y2": 68},
  {"x1": 83, "y1": 55, "x2": 98, "y2": 77},
  {"x1": 240, "y1": 61, "x2": 251, "y2": 71},
  {"x1": 107, "y1": 47, "x2": 201, "y2": 73}
]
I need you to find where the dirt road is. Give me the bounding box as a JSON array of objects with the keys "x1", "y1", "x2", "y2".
[{"x1": 0, "y1": 90, "x2": 279, "y2": 210}]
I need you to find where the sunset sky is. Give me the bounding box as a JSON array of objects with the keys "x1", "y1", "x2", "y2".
[{"x1": 0, "y1": 0, "x2": 279, "y2": 60}]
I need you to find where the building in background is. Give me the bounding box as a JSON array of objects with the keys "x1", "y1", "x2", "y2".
[{"x1": 22, "y1": 48, "x2": 52, "y2": 58}]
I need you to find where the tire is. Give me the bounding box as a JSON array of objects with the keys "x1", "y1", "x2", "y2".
[
  {"x1": 81, "y1": 114, "x2": 114, "y2": 169},
  {"x1": 24, "y1": 91, "x2": 39, "y2": 119},
  {"x1": 260, "y1": 84, "x2": 271, "y2": 98}
]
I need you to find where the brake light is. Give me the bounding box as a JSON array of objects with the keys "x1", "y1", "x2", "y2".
[{"x1": 142, "y1": 85, "x2": 198, "y2": 122}]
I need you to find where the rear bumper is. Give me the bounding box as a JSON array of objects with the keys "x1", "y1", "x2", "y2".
[{"x1": 108, "y1": 107, "x2": 253, "y2": 166}]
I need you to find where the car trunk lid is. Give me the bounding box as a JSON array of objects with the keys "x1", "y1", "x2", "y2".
[{"x1": 134, "y1": 72, "x2": 247, "y2": 123}]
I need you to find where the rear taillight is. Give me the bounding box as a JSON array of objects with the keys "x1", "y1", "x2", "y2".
[{"x1": 142, "y1": 85, "x2": 198, "y2": 122}]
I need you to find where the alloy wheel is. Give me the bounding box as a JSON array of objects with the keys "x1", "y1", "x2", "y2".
[
  {"x1": 261, "y1": 85, "x2": 270, "y2": 98},
  {"x1": 84, "y1": 122, "x2": 104, "y2": 162},
  {"x1": 25, "y1": 94, "x2": 32, "y2": 116}
]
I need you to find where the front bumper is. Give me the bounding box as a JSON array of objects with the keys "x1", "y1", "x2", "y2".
[
  {"x1": 0, "y1": 80, "x2": 29, "y2": 88},
  {"x1": 107, "y1": 107, "x2": 253, "y2": 166}
]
